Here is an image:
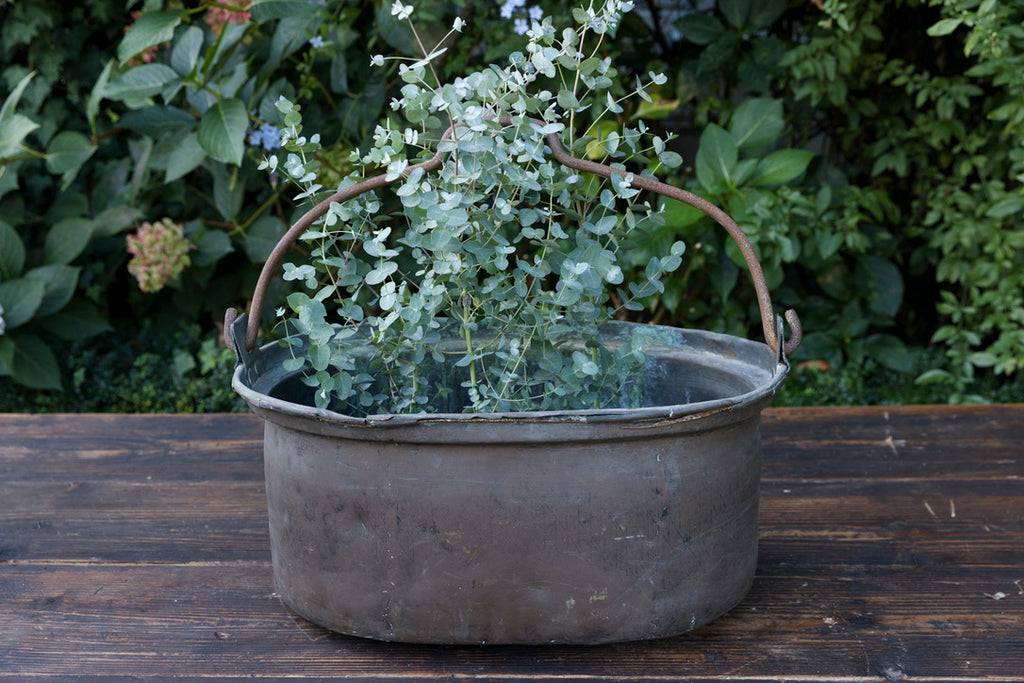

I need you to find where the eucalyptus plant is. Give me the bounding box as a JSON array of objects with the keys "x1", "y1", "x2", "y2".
[{"x1": 261, "y1": 0, "x2": 688, "y2": 415}]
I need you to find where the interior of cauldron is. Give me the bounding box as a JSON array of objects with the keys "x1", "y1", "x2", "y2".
[{"x1": 248, "y1": 322, "x2": 783, "y2": 416}]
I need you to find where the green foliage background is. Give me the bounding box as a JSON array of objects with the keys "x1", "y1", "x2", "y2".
[{"x1": 0, "y1": 0, "x2": 1022, "y2": 407}]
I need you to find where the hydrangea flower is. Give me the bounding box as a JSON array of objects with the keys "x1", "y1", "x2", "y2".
[
  {"x1": 205, "y1": 2, "x2": 252, "y2": 36},
  {"x1": 248, "y1": 122, "x2": 282, "y2": 151},
  {"x1": 126, "y1": 219, "x2": 194, "y2": 293},
  {"x1": 499, "y1": 0, "x2": 544, "y2": 35},
  {"x1": 500, "y1": 0, "x2": 525, "y2": 19}
]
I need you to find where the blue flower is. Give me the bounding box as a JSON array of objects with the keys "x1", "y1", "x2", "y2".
[
  {"x1": 528, "y1": 5, "x2": 543, "y2": 22},
  {"x1": 309, "y1": 35, "x2": 325, "y2": 49},
  {"x1": 500, "y1": 0, "x2": 525, "y2": 20},
  {"x1": 249, "y1": 123, "x2": 282, "y2": 151},
  {"x1": 513, "y1": 17, "x2": 529, "y2": 34}
]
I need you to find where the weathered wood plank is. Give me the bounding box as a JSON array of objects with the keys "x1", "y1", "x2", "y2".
[
  {"x1": 1, "y1": 407, "x2": 1022, "y2": 680},
  {"x1": 1, "y1": 563, "x2": 1021, "y2": 679},
  {"x1": 761, "y1": 404, "x2": 1024, "y2": 482},
  {"x1": 0, "y1": 413, "x2": 264, "y2": 482},
  {"x1": 0, "y1": 479, "x2": 268, "y2": 563}
]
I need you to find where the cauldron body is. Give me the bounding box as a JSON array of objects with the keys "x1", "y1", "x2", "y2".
[{"x1": 233, "y1": 321, "x2": 786, "y2": 644}]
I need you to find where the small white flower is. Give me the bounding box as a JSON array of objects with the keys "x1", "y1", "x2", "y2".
[
  {"x1": 370, "y1": 54, "x2": 385, "y2": 67},
  {"x1": 308, "y1": 35, "x2": 325, "y2": 49},
  {"x1": 513, "y1": 17, "x2": 529, "y2": 34},
  {"x1": 527, "y1": 5, "x2": 543, "y2": 22},
  {"x1": 390, "y1": 1, "x2": 413, "y2": 20},
  {"x1": 452, "y1": 16, "x2": 465, "y2": 32}
]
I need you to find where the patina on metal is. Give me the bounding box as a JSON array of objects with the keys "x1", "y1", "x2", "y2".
[{"x1": 228, "y1": 122, "x2": 801, "y2": 645}]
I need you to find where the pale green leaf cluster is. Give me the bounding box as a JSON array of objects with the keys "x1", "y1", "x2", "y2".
[{"x1": 263, "y1": 0, "x2": 690, "y2": 415}]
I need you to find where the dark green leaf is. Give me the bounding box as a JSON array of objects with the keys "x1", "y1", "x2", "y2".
[
  {"x1": 719, "y1": 0, "x2": 751, "y2": 30},
  {"x1": 45, "y1": 218, "x2": 95, "y2": 265},
  {"x1": 8, "y1": 332, "x2": 62, "y2": 390},
  {"x1": 0, "y1": 220, "x2": 25, "y2": 281},
  {"x1": 198, "y1": 98, "x2": 248, "y2": 165},
  {"x1": 863, "y1": 334, "x2": 914, "y2": 373},
  {"x1": 171, "y1": 25, "x2": 205, "y2": 76},
  {"x1": 659, "y1": 197, "x2": 704, "y2": 229},
  {"x1": 245, "y1": 216, "x2": 286, "y2": 263},
  {"x1": 855, "y1": 255, "x2": 903, "y2": 317},
  {"x1": 0, "y1": 71, "x2": 35, "y2": 123},
  {"x1": 36, "y1": 300, "x2": 112, "y2": 340},
  {"x1": 729, "y1": 97, "x2": 784, "y2": 150},
  {"x1": 695, "y1": 124, "x2": 737, "y2": 191},
  {"x1": 45, "y1": 131, "x2": 96, "y2": 190},
  {"x1": 984, "y1": 196, "x2": 1024, "y2": 218},
  {"x1": 251, "y1": 0, "x2": 318, "y2": 21},
  {"x1": 0, "y1": 277, "x2": 45, "y2": 328},
  {"x1": 927, "y1": 18, "x2": 961, "y2": 37},
  {"x1": 93, "y1": 206, "x2": 144, "y2": 238},
  {"x1": 165, "y1": 132, "x2": 206, "y2": 182},
  {"x1": 26, "y1": 265, "x2": 80, "y2": 317},
  {"x1": 676, "y1": 13, "x2": 724, "y2": 45},
  {"x1": 192, "y1": 230, "x2": 233, "y2": 267},
  {"x1": 118, "y1": 10, "x2": 184, "y2": 63},
  {"x1": 211, "y1": 163, "x2": 244, "y2": 221},
  {"x1": 119, "y1": 106, "x2": 197, "y2": 137},
  {"x1": 87, "y1": 60, "x2": 114, "y2": 129},
  {"x1": 105, "y1": 64, "x2": 181, "y2": 102},
  {"x1": 749, "y1": 149, "x2": 814, "y2": 186},
  {"x1": 0, "y1": 113, "x2": 38, "y2": 158},
  {"x1": 748, "y1": 0, "x2": 786, "y2": 30}
]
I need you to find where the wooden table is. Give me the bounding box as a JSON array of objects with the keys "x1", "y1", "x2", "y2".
[{"x1": 1, "y1": 405, "x2": 1022, "y2": 681}]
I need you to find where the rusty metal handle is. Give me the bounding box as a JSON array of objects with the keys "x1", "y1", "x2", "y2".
[{"x1": 228, "y1": 120, "x2": 801, "y2": 357}]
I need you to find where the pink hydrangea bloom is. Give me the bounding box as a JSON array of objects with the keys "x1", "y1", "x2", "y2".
[
  {"x1": 126, "y1": 219, "x2": 194, "y2": 293},
  {"x1": 205, "y1": 2, "x2": 252, "y2": 36}
]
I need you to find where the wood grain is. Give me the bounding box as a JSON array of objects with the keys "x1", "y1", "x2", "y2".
[{"x1": 1, "y1": 406, "x2": 1022, "y2": 680}]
